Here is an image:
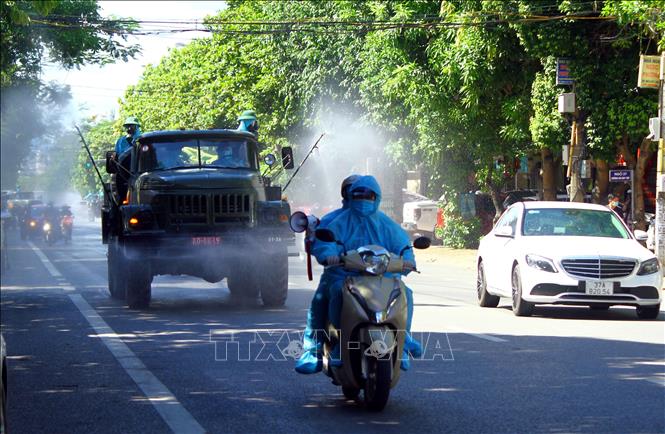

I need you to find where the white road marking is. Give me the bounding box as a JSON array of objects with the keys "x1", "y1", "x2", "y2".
[
  {"x1": 69, "y1": 294, "x2": 205, "y2": 434},
  {"x1": 28, "y1": 241, "x2": 207, "y2": 434},
  {"x1": 443, "y1": 327, "x2": 509, "y2": 343},
  {"x1": 28, "y1": 241, "x2": 63, "y2": 278}
]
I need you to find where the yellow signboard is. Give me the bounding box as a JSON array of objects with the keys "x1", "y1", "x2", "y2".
[{"x1": 638, "y1": 55, "x2": 661, "y2": 89}]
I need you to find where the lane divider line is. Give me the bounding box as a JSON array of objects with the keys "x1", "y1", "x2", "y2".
[
  {"x1": 68, "y1": 294, "x2": 206, "y2": 434},
  {"x1": 28, "y1": 241, "x2": 63, "y2": 278},
  {"x1": 28, "y1": 240, "x2": 207, "y2": 434}
]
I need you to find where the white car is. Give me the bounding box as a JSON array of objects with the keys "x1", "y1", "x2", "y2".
[
  {"x1": 476, "y1": 201, "x2": 662, "y2": 319},
  {"x1": 401, "y1": 190, "x2": 441, "y2": 238}
]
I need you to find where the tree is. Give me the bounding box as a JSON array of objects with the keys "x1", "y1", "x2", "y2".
[{"x1": 71, "y1": 118, "x2": 115, "y2": 197}]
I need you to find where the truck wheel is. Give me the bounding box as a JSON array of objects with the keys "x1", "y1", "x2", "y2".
[
  {"x1": 107, "y1": 243, "x2": 125, "y2": 300},
  {"x1": 260, "y1": 248, "x2": 289, "y2": 307},
  {"x1": 125, "y1": 259, "x2": 152, "y2": 309},
  {"x1": 227, "y1": 267, "x2": 259, "y2": 300}
]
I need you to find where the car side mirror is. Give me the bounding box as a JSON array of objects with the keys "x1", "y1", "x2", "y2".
[
  {"x1": 634, "y1": 229, "x2": 648, "y2": 242},
  {"x1": 413, "y1": 236, "x2": 431, "y2": 250},
  {"x1": 495, "y1": 226, "x2": 514, "y2": 238},
  {"x1": 105, "y1": 151, "x2": 117, "y2": 174},
  {"x1": 281, "y1": 147, "x2": 294, "y2": 169}
]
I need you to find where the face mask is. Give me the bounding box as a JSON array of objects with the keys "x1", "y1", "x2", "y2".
[
  {"x1": 611, "y1": 201, "x2": 618, "y2": 207},
  {"x1": 351, "y1": 199, "x2": 375, "y2": 216}
]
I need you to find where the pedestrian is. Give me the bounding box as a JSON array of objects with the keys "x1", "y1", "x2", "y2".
[{"x1": 607, "y1": 194, "x2": 625, "y2": 220}]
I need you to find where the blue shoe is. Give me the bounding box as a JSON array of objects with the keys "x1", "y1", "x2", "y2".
[
  {"x1": 295, "y1": 349, "x2": 322, "y2": 374},
  {"x1": 404, "y1": 333, "x2": 423, "y2": 358},
  {"x1": 329, "y1": 343, "x2": 343, "y2": 367},
  {"x1": 400, "y1": 349, "x2": 411, "y2": 371}
]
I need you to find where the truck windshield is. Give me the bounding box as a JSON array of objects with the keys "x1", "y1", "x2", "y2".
[{"x1": 137, "y1": 138, "x2": 253, "y2": 172}]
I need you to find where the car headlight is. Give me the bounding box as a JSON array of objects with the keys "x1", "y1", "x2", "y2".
[
  {"x1": 43, "y1": 222, "x2": 51, "y2": 231},
  {"x1": 525, "y1": 254, "x2": 558, "y2": 273},
  {"x1": 637, "y1": 258, "x2": 660, "y2": 276},
  {"x1": 363, "y1": 253, "x2": 390, "y2": 275}
]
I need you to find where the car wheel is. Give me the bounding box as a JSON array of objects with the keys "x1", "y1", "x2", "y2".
[
  {"x1": 589, "y1": 304, "x2": 610, "y2": 311},
  {"x1": 511, "y1": 264, "x2": 533, "y2": 317},
  {"x1": 477, "y1": 261, "x2": 499, "y2": 307},
  {"x1": 636, "y1": 304, "x2": 660, "y2": 320}
]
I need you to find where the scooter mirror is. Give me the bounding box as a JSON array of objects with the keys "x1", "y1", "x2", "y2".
[
  {"x1": 314, "y1": 228, "x2": 336, "y2": 243},
  {"x1": 289, "y1": 211, "x2": 308, "y2": 233},
  {"x1": 413, "y1": 236, "x2": 431, "y2": 250}
]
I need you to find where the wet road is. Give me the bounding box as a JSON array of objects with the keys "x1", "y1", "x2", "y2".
[{"x1": 1, "y1": 221, "x2": 664, "y2": 433}]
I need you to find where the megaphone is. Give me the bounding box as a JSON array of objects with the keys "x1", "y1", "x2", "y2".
[{"x1": 289, "y1": 211, "x2": 309, "y2": 233}]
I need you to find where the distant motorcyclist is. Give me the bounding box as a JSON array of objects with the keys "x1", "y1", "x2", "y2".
[
  {"x1": 295, "y1": 174, "x2": 360, "y2": 374},
  {"x1": 311, "y1": 175, "x2": 423, "y2": 371},
  {"x1": 115, "y1": 116, "x2": 142, "y2": 155}
]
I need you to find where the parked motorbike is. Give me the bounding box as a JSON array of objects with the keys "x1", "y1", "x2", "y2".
[
  {"x1": 61, "y1": 214, "x2": 73, "y2": 244},
  {"x1": 311, "y1": 227, "x2": 430, "y2": 411}
]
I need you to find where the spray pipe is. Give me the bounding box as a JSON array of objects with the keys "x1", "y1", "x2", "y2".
[
  {"x1": 74, "y1": 125, "x2": 118, "y2": 207},
  {"x1": 282, "y1": 133, "x2": 325, "y2": 192}
]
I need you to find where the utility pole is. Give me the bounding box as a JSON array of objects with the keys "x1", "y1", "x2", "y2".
[{"x1": 656, "y1": 52, "x2": 665, "y2": 268}]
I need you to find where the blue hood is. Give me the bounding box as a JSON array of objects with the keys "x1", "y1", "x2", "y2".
[{"x1": 348, "y1": 175, "x2": 382, "y2": 216}]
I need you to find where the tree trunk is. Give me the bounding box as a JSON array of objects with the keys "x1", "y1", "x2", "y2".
[
  {"x1": 634, "y1": 138, "x2": 654, "y2": 230},
  {"x1": 485, "y1": 163, "x2": 504, "y2": 223},
  {"x1": 567, "y1": 119, "x2": 585, "y2": 202},
  {"x1": 541, "y1": 148, "x2": 556, "y2": 201},
  {"x1": 594, "y1": 160, "x2": 609, "y2": 204}
]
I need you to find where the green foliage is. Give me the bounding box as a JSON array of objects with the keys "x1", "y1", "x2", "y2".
[
  {"x1": 1, "y1": 0, "x2": 139, "y2": 87},
  {"x1": 440, "y1": 199, "x2": 482, "y2": 249}
]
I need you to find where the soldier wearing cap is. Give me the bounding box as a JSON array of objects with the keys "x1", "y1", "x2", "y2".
[
  {"x1": 236, "y1": 110, "x2": 259, "y2": 136},
  {"x1": 115, "y1": 116, "x2": 142, "y2": 155}
]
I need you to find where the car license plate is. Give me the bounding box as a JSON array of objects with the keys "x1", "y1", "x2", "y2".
[
  {"x1": 584, "y1": 281, "x2": 614, "y2": 295},
  {"x1": 191, "y1": 236, "x2": 221, "y2": 246}
]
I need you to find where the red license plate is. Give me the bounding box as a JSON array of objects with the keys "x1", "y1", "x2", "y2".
[{"x1": 191, "y1": 236, "x2": 221, "y2": 246}]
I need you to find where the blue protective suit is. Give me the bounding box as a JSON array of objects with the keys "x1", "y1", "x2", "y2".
[
  {"x1": 294, "y1": 203, "x2": 347, "y2": 374},
  {"x1": 115, "y1": 127, "x2": 141, "y2": 155},
  {"x1": 312, "y1": 175, "x2": 415, "y2": 330}
]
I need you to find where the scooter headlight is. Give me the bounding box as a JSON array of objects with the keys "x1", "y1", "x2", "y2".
[
  {"x1": 43, "y1": 222, "x2": 51, "y2": 231},
  {"x1": 362, "y1": 253, "x2": 390, "y2": 275}
]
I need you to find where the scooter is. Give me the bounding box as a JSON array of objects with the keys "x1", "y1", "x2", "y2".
[
  {"x1": 61, "y1": 214, "x2": 73, "y2": 244},
  {"x1": 43, "y1": 219, "x2": 60, "y2": 246},
  {"x1": 313, "y1": 228, "x2": 430, "y2": 411}
]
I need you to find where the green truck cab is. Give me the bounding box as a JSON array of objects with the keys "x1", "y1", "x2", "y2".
[{"x1": 103, "y1": 129, "x2": 294, "y2": 309}]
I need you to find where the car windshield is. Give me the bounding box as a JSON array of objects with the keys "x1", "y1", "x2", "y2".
[
  {"x1": 522, "y1": 208, "x2": 630, "y2": 238},
  {"x1": 137, "y1": 138, "x2": 252, "y2": 172}
]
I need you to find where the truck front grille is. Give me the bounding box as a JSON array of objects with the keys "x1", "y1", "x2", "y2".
[
  {"x1": 561, "y1": 258, "x2": 636, "y2": 279},
  {"x1": 163, "y1": 193, "x2": 253, "y2": 226}
]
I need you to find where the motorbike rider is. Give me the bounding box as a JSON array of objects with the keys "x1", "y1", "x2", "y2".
[
  {"x1": 310, "y1": 175, "x2": 423, "y2": 371},
  {"x1": 115, "y1": 116, "x2": 142, "y2": 155},
  {"x1": 295, "y1": 174, "x2": 360, "y2": 374}
]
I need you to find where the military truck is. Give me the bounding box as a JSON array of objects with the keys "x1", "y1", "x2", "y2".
[{"x1": 103, "y1": 129, "x2": 294, "y2": 309}]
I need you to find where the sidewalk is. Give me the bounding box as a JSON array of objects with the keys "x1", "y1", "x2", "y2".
[{"x1": 414, "y1": 246, "x2": 478, "y2": 271}]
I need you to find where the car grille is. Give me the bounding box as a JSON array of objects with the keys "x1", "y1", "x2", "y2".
[
  {"x1": 164, "y1": 193, "x2": 253, "y2": 226},
  {"x1": 560, "y1": 258, "x2": 636, "y2": 279}
]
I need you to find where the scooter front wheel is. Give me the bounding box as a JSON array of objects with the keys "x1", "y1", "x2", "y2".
[{"x1": 363, "y1": 356, "x2": 391, "y2": 411}]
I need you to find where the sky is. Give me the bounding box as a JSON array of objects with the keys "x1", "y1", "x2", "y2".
[{"x1": 41, "y1": 1, "x2": 226, "y2": 120}]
